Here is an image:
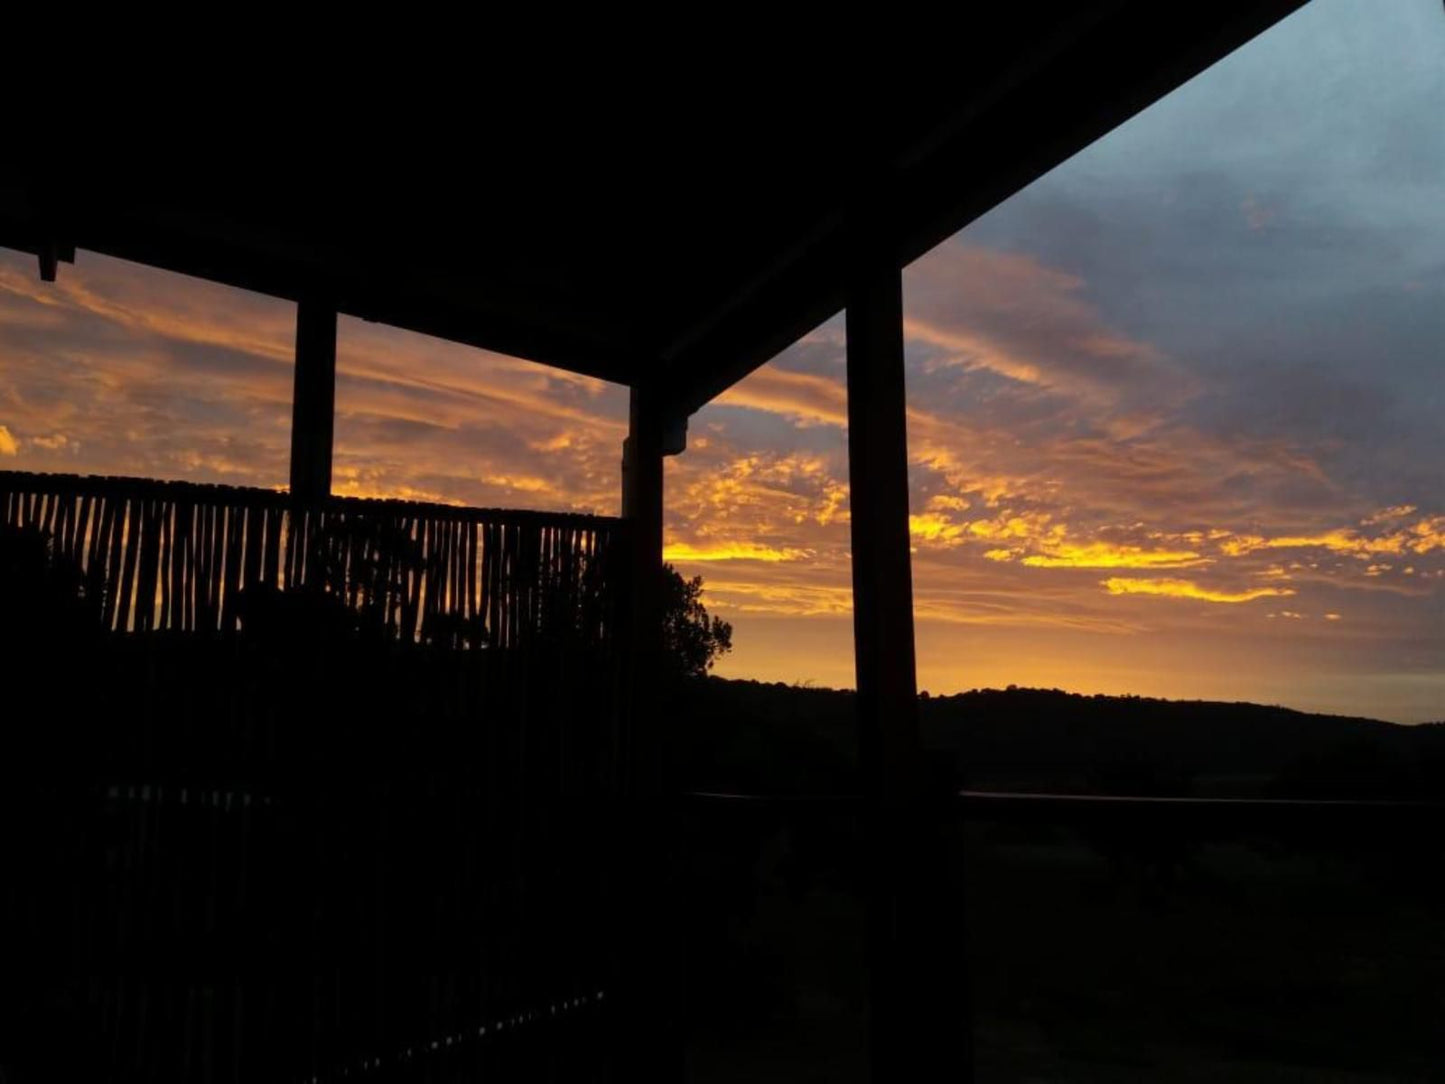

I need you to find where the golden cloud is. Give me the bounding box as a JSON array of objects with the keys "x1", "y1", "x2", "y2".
[
  {"x1": 921, "y1": 506, "x2": 1207, "y2": 569},
  {"x1": 1216, "y1": 515, "x2": 1445, "y2": 561},
  {"x1": 0, "y1": 425, "x2": 17, "y2": 456},
  {"x1": 1020, "y1": 542, "x2": 1207, "y2": 570},
  {"x1": 663, "y1": 541, "x2": 813, "y2": 563},
  {"x1": 1102, "y1": 577, "x2": 1296, "y2": 604},
  {"x1": 909, "y1": 513, "x2": 970, "y2": 546}
]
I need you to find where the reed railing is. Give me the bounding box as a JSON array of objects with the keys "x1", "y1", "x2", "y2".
[
  {"x1": 0, "y1": 470, "x2": 630, "y2": 1083},
  {"x1": 0, "y1": 469, "x2": 625, "y2": 648}
]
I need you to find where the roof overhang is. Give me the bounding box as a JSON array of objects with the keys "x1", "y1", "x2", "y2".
[{"x1": 1, "y1": 2, "x2": 1306, "y2": 416}]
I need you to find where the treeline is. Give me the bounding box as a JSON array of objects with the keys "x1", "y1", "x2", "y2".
[{"x1": 669, "y1": 678, "x2": 1445, "y2": 800}]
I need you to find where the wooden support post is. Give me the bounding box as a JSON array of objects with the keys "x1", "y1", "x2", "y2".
[
  {"x1": 614, "y1": 383, "x2": 682, "y2": 1081},
  {"x1": 847, "y1": 247, "x2": 971, "y2": 1081},
  {"x1": 847, "y1": 255, "x2": 919, "y2": 805},
  {"x1": 621, "y1": 384, "x2": 667, "y2": 792},
  {"x1": 289, "y1": 300, "x2": 338, "y2": 502}
]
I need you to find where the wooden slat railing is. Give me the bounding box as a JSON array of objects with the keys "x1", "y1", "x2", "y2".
[
  {"x1": 0, "y1": 470, "x2": 628, "y2": 1082},
  {"x1": 0, "y1": 470, "x2": 625, "y2": 648}
]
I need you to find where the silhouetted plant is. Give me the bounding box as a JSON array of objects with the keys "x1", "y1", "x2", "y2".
[
  {"x1": 315, "y1": 516, "x2": 419, "y2": 639},
  {"x1": 0, "y1": 523, "x2": 97, "y2": 640}
]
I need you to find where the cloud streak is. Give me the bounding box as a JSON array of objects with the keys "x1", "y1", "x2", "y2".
[{"x1": 1102, "y1": 577, "x2": 1297, "y2": 604}]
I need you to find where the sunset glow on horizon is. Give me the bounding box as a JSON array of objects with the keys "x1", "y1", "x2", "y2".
[{"x1": 1, "y1": 0, "x2": 1441, "y2": 721}]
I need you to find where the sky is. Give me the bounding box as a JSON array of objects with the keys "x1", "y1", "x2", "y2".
[{"x1": 1, "y1": 0, "x2": 1441, "y2": 721}]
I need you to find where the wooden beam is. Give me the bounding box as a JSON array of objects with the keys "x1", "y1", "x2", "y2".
[
  {"x1": 661, "y1": 0, "x2": 1305, "y2": 416},
  {"x1": 847, "y1": 246, "x2": 971, "y2": 1081},
  {"x1": 289, "y1": 300, "x2": 337, "y2": 501}
]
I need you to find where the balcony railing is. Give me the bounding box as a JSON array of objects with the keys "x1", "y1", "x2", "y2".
[
  {"x1": 0, "y1": 470, "x2": 630, "y2": 1082},
  {"x1": 0, "y1": 469, "x2": 626, "y2": 647}
]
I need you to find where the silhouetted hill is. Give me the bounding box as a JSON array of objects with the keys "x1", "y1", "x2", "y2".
[{"x1": 671, "y1": 678, "x2": 1445, "y2": 800}]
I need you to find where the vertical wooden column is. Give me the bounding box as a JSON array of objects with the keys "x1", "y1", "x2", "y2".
[
  {"x1": 289, "y1": 300, "x2": 338, "y2": 501},
  {"x1": 847, "y1": 253, "x2": 919, "y2": 804},
  {"x1": 621, "y1": 383, "x2": 667, "y2": 792},
  {"x1": 614, "y1": 382, "x2": 682, "y2": 1081},
  {"x1": 847, "y1": 246, "x2": 971, "y2": 1081}
]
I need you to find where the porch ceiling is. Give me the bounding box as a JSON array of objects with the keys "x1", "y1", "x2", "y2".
[{"x1": 1, "y1": 2, "x2": 1302, "y2": 414}]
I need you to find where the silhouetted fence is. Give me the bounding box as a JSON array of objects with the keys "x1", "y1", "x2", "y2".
[
  {"x1": 0, "y1": 470, "x2": 630, "y2": 1082},
  {"x1": 0, "y1": 470, "x2": 622, "y2": 648}
]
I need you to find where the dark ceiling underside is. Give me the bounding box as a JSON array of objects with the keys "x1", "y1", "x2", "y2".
[{"x1": 2, "y1": 1, "x2": 1305, "y2": 415}]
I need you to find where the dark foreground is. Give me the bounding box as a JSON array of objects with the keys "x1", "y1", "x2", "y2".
[{"x1": 674, "y1": 679, "x2": 1445, "y2": 1081}]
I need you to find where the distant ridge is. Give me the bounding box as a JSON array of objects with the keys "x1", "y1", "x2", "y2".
[{"x1": 672, "y1": 678, "x2": 1445, "y2": 800}]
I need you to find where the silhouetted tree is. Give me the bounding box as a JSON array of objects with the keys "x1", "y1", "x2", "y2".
[
  {"x1": 0, "y1": 524, "x2": 97, "y2": 644},
  {"x1": 661, "y1": 563, "x2": 732, "y2": 679}
]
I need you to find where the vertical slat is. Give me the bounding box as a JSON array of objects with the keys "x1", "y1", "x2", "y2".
[
  {"x1": 193, "y1": 501, "x2": 213, "y2": 633},
  {"x1": 223, "y1": 502, "x2": 245, "y2": 632},
  {"x1": 465, "y1": 521, "x2": 479, "y2": 635},
  {"x1": 112, "y1": 497, "x2": 140, "y2": 632},
  {"x1": 53, "y1": 490, "x2": 74, "y2": 561},
  {"x1": 442, "y1": 516, "x2": 458, "y2": 632},
  {"x1": 478, "y1": 519, "x2": 494, "y2": 647},
  {"x1": 372, "y1": 515, "x2": 394, "y2": 638},
  {"x1": 74, "y1": 493, "x2": 96, "y2": 579},
  {"x1": 35, "y1": 491, "x2": 53, "y2": 536},
  {"x1": 158, "y1": 502, "x2": 175, "y2": 631},
  {"x1": 405, "y1": 518, "x2": 425, "y2": 642},
  {"x1": 283, "y1": 504, "x2": 301, "y2": 591},
  {"x1": 486, "y1": 521, "x2": 503, "y2": 649},
  {"x1": 131, "y1": 498, "x2": 160, "y2": 633},
  {"x1": 508, "y1": 523, "x2": 523, "y2": 650},
  {"x1": 177, "y1": 500, "x2": 195, "y2": 634},
  {"x1": 90, "y1": 495, "x2": 115, "y2": 623},
  {"x1": 380, "y1": 514, "x2": 399, "y2": 638},
  {"x1": 207, "y1": 503, "x2": 227, "y2": 632},
  {"x1": 453, "y1": 517, "x2": 466, "y2": 625},
  {"x1": 241, "y1": 505, "x2": 262, "y2": 598},
  {"x1": 422, "y1": 516, "x2": 441, "y2": 642},
  {"x1": 263, "y1": 505, "x2": 283, "y2": 592}
]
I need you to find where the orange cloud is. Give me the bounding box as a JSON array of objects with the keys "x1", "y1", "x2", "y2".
[
  {"x1": 902, "y1": 243, "x2": 1195, "y2": 415},
  {"x1": 0, "y1": 425, "x2": 16, "y2": 456},
  {"x1": 0, "y1": 259, "x2": 295, "y2": 364},
  {"x1": 688, "y1": 577, "x2": 855, "y2": 617},
  {"x1": 713, "y1": 367, "x2": 849, "y2": 428}
]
